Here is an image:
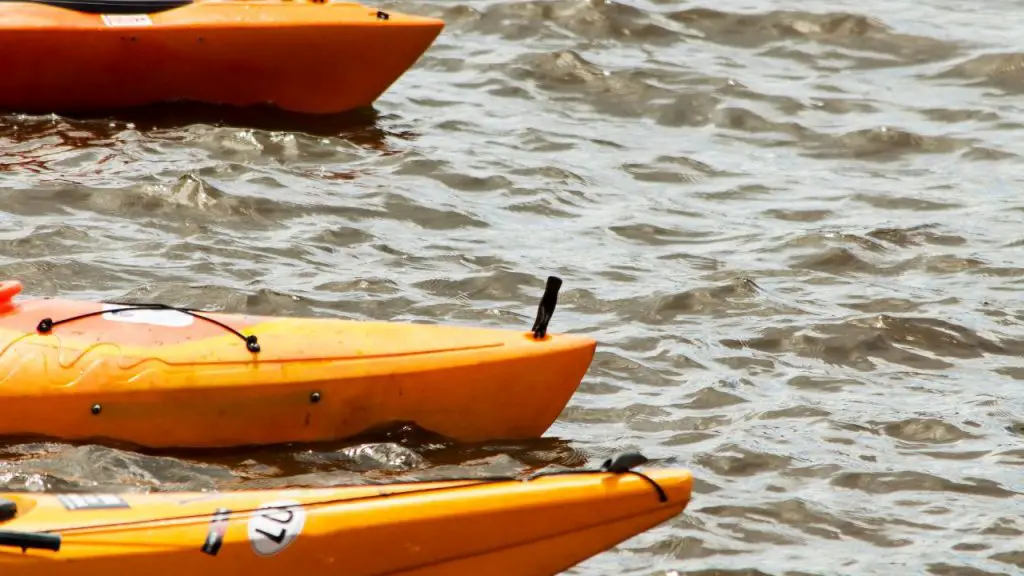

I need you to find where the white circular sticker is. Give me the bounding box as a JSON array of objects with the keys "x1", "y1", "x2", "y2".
[
  {"x1": 101, "y1": 304, "x2": 195, "y2": 328},
  {"x1": 246, "y1": 500, "x2": 306, "y2": 557}
]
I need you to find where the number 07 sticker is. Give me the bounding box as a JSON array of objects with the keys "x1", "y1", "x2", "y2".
[{"x1": 247, "y1": 500, "x2": 307, "y2": 557}]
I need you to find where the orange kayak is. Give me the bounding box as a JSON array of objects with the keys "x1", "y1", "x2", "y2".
[
  {"x1": 0, "y1": 0, "x2": 443, "y2": 115},
  {"x1": 0, "y1": 276, "x2": 595, "y2": 449},
  {"x1": 0, "y1": 455, "x2": 692, "y2": 575}
]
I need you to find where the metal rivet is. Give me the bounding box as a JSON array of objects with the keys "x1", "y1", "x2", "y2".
[
  {"x1": 310, "y1": 392, "x2": 321, "y2": 404},
  {"x1": 91, "y1": 404, "x2": 101, "y2": 415}
]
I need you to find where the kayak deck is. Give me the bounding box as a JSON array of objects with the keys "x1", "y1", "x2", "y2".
[
  {"x1": 0, "y1": 277, "x2": 596, "y2": 449},
  {"x1": 0, "y1": 0, "x2": 194, "y2": 14},
  {"x1": 0, "y1": 0, "x2": 445, "y2": 114},
  {"x1": 0, "y1": 456, "x2": 693, "y2": 576}
]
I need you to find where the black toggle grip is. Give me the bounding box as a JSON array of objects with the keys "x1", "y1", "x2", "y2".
[{"x1": 531, "y1": 276, "x2": 562, "y2": 340}]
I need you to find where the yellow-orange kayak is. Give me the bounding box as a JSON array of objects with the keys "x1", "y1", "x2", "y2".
[
  {"x1": 0, "y1": 455, "x2": 692, "y2": 575},
  {"x1": 0, "y1": 0, "x2": 443, "y2": 115},
  {"x1": 0, "y1": 276, "x2": 595, "y2": 449}
]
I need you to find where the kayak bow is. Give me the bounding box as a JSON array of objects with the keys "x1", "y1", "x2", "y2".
[
  {"x1": 0, "y1": 0, "x2": 444, "y2": 114},
  {"x1": 0, "y1": 276, "x2": 596, "y2": 449}
]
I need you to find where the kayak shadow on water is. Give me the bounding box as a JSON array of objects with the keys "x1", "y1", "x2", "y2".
[
  {"x1": 191, "y1": 434, "x2": 593, "y2": 484},
  {"x1": 0, "y1": 101, "x2": 412, "y2": 147},
  {"x1": 0, "y1": 422, "x2": 593, "y2": 491}
]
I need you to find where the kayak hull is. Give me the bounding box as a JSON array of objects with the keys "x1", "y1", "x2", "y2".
[
  {"x1": 0, "y1": 0, "x2": 444, "y2": 115},
  {"x1": 0, "y1": 280, "x2": 596, "y2": 449},
  {"x1": 0, "y1": 468, "x2": 693, "y2": 575}
]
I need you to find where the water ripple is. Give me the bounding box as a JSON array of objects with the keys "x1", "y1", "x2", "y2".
[{"x1": 1, "y1": 0, "x2": 1023, "y2": 573}]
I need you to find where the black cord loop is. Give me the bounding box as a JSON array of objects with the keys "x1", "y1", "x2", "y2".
[{"x1": 35, "y1": 302, "x2": 260, "y2": 354}]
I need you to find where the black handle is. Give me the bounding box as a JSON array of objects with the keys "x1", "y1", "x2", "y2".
[
  {"x1": 531, "y1": 276, "x2": 563, "y2": 339},
  {"x1": 0, "y1": 530, "x2": 62, "y2": 552}
]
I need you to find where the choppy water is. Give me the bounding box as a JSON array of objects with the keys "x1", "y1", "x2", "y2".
[{"x1": 2, "y1": 0, "x2": 1024, "y2": 573}]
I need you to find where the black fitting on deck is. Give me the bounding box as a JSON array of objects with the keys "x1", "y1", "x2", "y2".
[
  {"x1": 0, "y1": 499, "x2": 16, "y2": 522},
  {"x1": 0, "y1": 530, "x2": 61, "y2": 552},
  {"x1": 600, "y1": 450, "x2": 667, "y2": 503},
  {"x1": 531, "y1": 276, "x2": 562, "y2": 339}
]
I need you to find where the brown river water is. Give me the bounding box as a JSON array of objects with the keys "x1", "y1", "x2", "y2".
[{"x1": 2, "y1": 0, "x2": 1024, "y2": 573}]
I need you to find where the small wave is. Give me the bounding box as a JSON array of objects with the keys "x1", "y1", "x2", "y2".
[
  {"x1": 804, "y1": 126, "x2": 972, "y2": 161},
  {"x1": 412, "y1": 0, "x2": 685, "y2": 43},
  {"x1": 668, "y1": 8, "x2": 959, "y2": 64},
  {"x1": 934, "y1": 52, "x2": 1024, "y2": 93}
]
